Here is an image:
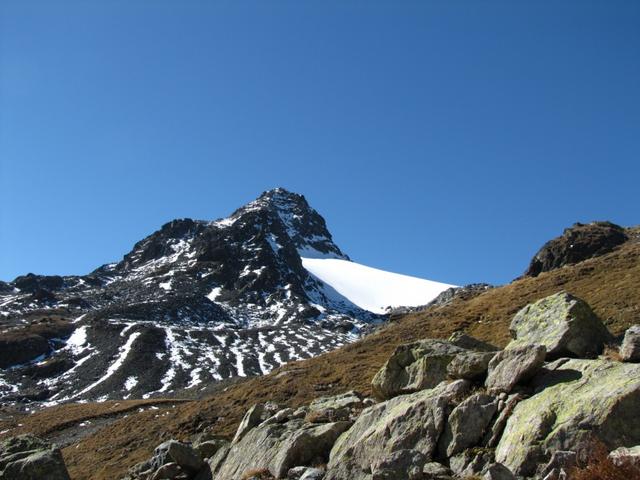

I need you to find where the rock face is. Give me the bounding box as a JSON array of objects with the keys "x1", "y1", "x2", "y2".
[
  {"x1": 620, "y1": 325, "x2": 640, "y2": 362},
  {"x1": 0, "y1": 188, "x2": 391, "y2": 406},
  {"x1": 485, "y1": 344, "x2": 546, "y2": 394},
  {"x1": 325, "y1": 380, "x2": 470, "y2": 480},
  {"x1": 0, "y1": 435, "x2": 70, "y2": 480},
  {"x1": 495, "y1": 358, "x2": 640, "y2": 476},
  {"x1": 525, "y1": 221, "x2": 628, "y2": 277},
  {"x1": 371, "y1": 340, "x2": 467, "y2": 399},
  {"x1": 213, "y1": 415, "x2": 351, "y2": 479},
  {"x1": 508, "y1": 291, "x2": 612, "y2": 359}
]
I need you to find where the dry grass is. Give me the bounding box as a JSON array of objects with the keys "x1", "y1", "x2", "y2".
[
  {"x1": 570, "y1": 442, "x2": 640, "y2": 479},
  {"x1": 601, "y1": 344, "x2": 623, "y2": 362},
  {"x1": 3, "y1": 240, "x2": 640, "y2": 480}
]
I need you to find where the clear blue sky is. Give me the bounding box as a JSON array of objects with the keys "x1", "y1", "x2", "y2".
[{"x1": 1, "y1": 1, "x2": 639, "y2": 286}]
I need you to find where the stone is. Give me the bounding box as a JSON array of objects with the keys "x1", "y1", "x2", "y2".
[
  {"x1": 325, "y1": 380, "x2": 470, "y2": 480},
  {"x1": 371, "y1": 339, "x2": 467, "y2": 399},
  {"x1": 193, "y1": 439, "x2": 227, "y2": 461},
  {"x1": 482, "y1": 463, "x2": 515, "y2": 480},
  {"x1": 422, "y1": 462, "x2": 451, "y2": 479},
  {"x1": 151, "y1": 462, "x2": 183, "y2": 480},
  {"x1": 495, "y1": 358, "x2": 640, "y2": 476},
  {"x1": 213, "y1": 418, "x2": 351, "y2": 479},
  {"x1": 153, "y1": 440, "x2": 204, "y2": 473},
  {"x1": 448, "y1": 331, "x2": 498, "y2": 352},
  {"x1": 446, "y1": 351, "x2": 496, "y2": 380},
  {"x1": 508, "y1": 292, "x2": 612, "y2": 359},
  {"x1": 620, "y1": 325, "x2": 640, "y2": 362},
  {"x1": 305, "y1": 391, "x2": 363, "y2": 423},
  {"x1": 609, "y1": 445, "x2": 640, "y2": 470},
  {"x1": 438, "y1": 393, "x2": 498, "y2": 457},
  {"x1": 485, "y1": 344, "x2": 546, "y2": 394},
  {"x1": 371, "y1": 449, "x2": 427, "y2": 480},
  {"x1": 0, "y1": 435, "x2": 70, "y2": 480},
  {"x1": 538, "y1": 451, "x2": 577, "y2": 480},
  {"x1": 233, "y1": 403, "x2": 270, "y2": 443},
  {"x1": 449, "y1": 449, "x2": 494, "y2": 477},
  {"x1": 299, "y1": 467, "x2": 325, "y2": 480}
]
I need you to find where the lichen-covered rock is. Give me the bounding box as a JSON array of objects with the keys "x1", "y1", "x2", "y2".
[
  {"x1": 0, "y1": 435, "x2": 69, "y2": 480},
  {"x1": 152, "y1": 440, "x2": 204, "y2": 474},
  {"x1": 446, "y1": 351, "x2": 496, "y2": 380},
  {"x1": 449, "y1": 448, "x2": 494, "y2": 477},
  {"x1": 325, "y1": 380, "x2": 470, "y2": 480},
  {"x1": 438, "y1": 393, "x2": 498, "y2": 457},
  {"x1": 485, "y1": 344, "x2": 546, "y2": 394},
  {"x1": 448, "y1": 332, "x2": 498, "y2": 352},
  {"x1": 371, "y1": 449, "x2": 426, "y2": 479},
  {"x1": 233, "y1": 403, "x2": 279, "y2": 443},
  {"x1": 620, "y1": 325, "x2": 640, "y2": 362},
  {"x1": 495, "y1": 358, "x2": 640, "y2": 476},
  {"x1": 306, "y1": 391, "x2": 364, "y2": 423},
  {"x1": 422, "y1": 462, "x2": 451, "y2": 479},
  {"x1": 371, "y1": 339, "x2": 467, "y2": 399},
  {"x1": 0, "y1": 435, "x2": 70, "y2": 480},
  {"x1": 213, "y1": 416, "x2": 351, "y2": 480},
  {"x1": 508, "y1": 292, "x2": 612, "y2": 359}
]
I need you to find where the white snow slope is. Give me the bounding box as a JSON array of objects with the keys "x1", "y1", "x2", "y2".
[{"x1": 301, "y1": 257, "x2": 456, "y2": 314}]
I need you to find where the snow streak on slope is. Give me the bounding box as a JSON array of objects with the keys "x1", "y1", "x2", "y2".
[{"x1": 301, "y1": 258, "x2": 455, "y2": 314}]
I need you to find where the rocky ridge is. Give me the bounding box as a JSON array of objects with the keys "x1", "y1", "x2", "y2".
[{"x1": 0, "y1": 189, "x2": 400, "y2": 407}]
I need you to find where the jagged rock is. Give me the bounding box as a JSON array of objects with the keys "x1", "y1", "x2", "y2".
[
  {"x1": 206, "y1": 443, "x2": 230, "y2": 476},
  {"x1": 537, "y1": 451, "x2": 577, "y2": 480},
  {"x1": 306, "y1": 391, "x2": 364, "y2": 423},
  {"x1": 422, "y1": 462, "x2": 451, "y2": 479},
  {"x1": 508, "y1": 292, "x2": 612, "y2": 359},
  {"x1": 213, "y1": 414, "x2": 351, "y2": 479},
  {"x1": 449, "y1": 448, "x2": 494, "y2": 476},
  {"x1": 152, "y1": 440, "x2": 204, "y2": 474},
  {"x1": 485, "y1": 344, "x2": 546, "y2": 394},
  {"x1": 448, "y1": 332, "x2": 498, "y2": 352},
  {"x1": 438, "y1": 393, "x2": 498, "y2": 457},
  {"x1": 371, "y1": 449, "x2": 426, "y2": 479},
  {"x1": 495, "y1": 358, "x2": 640, "y2": 476},
  {"x1": 484, "y1": 393, "x2": 523, "y2": 448},
  {"x1": 0, "y1": 435, "x2": 70, "y2": 480},
  {"x1": 233, "y1": 403, "x2": 279, "y2": 443},
  {"x1": 482, "y1": 463, "x2": 515, "y2": 480},
  {"x1": 525, "y1": 221, "x2": 628, "y2": 277},
  {"x1": 371, "y1": 339, "x2": 467, "y2": 399},
  {"x1": 446, "y1": 351, "x2": 496, "y2": 380},
  {"x1": 620, "y1": 325, "x2": 640, "y2": 362},
  {"x1": 609, "y1": 446, "x2": 640, "y2": 470},
  {"x1": 193, "y1": 439, "x2": 227, "y2": 461},
  {"x1": 325, "y1": 380, "x2": 470, "y2": 480},
  {"x1": 150, "y1": 462, "x2": 183, "y2": 480},
  {"x1": 287, "y1": 466, "x2": 326, "y2": 479}
]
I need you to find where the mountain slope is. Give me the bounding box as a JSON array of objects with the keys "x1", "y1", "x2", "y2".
[
  {"x1": 0, "y1": 188, "x2": 453, "y2": 406},
  {"x1": 2, "y1": 225, "x2": 637, "y2": 480}
]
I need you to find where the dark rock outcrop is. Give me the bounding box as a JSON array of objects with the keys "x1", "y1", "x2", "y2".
[{"x1": 525, "y1": 221, "x2": 628, "y2": 277}]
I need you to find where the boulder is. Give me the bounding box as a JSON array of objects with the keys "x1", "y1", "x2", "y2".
[
  {"x1": 446, "y1": 351, "x2": 495, "y2": 380},
  {"x1": 495, "y1": 358, "x2": 640, "y2": 476},
  {"x1": 325, "y1": 380, "x2": 470, "y2": 480},
  {"x1": 288, "y1": 466, "x2": 326, "y2": 479},
  {"x1": 193, "y1": 439, "x2": 227, "y2": 461},
  {"x1": 448, "y1": 331, "x2": 498, "y2": 352},
  {"x1": 0, "y1": 435, "x2": 70, "y2": 480},
  {"x1": 422, "y1": 462, "x2": 451, "y2": 479},
  {"x1": 306, "y1": 391, "x2": 363, "y2": 423},
  {"x1": 485, "y1": 344, "x2": 546, "y2": 394},
  {"x1": 152, "y1": 440, "x2": 204, "y2": 474},
  {"x1": 482, "y1": 463, "x2": 515, "y2": 480},
  {"x1": 150, "y1": 462, "x2": 183, "y2": 480},
  {"x1": 437, "y1": 393, "x2": 498, "y2": 457},
  {"x1": 537, "y1": 450, "x2": 577, "y2": 480},
  {"x1": 371, "y1": 449, "x2": 426, "y2": 480},
  {"x1": 449, "y1": 448, "x2": 494, "y2": 477},
  {"x1": 371, "y1": 339, "x2": 467, "y2": 399},
  {"x1": 233, "y1": 403, "x2": 279, "y2": 443},
  {"x1": 609, "y1": 445, "x2": 640, "y2": 470},
  {"x1": 508, "y1": 292, "x2": 612, "y2": 359},
  {"x1": 524, "y1": 221, "x2": 628, "y2": 277},
  {"x1": 213, "y1": 414, "x2": 351, "y2": 480},
  {"x1": 620, "y1": 325, "x2": 640, "y2": 362}
]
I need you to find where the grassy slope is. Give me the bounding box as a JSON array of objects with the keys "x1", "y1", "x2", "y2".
[{"x1": 3, "y1": 238, "x2": 639, "y2": 480}]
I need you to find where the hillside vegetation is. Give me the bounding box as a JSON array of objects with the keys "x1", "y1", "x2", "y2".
[{"x1": 2, "y1": 233, "x2": 639, "y2": 480}]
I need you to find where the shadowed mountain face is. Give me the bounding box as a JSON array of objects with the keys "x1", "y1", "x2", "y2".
[{"x1": 0, "y1": 189, "x2": 381, "y2": 406}]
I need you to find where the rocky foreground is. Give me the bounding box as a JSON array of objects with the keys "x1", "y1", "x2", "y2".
[{"x1": 5, "y1": 290, "x2": 640, "y2": 479}]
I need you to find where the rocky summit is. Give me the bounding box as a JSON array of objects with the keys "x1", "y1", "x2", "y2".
[{"x1": 0, "y1": 189, "x2": 453, "y2": 407}]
